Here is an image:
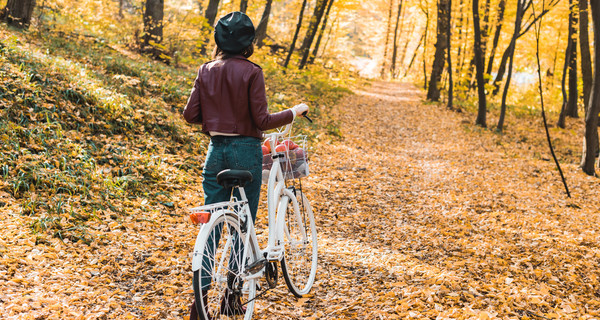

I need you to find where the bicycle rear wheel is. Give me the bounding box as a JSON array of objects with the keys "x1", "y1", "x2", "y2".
[
  {"x1": 280, "y1": 189, "x2": 318, "y2": 297},
  {"x1": 193, "y1": 212, "x2": 257, "y2": 320}
]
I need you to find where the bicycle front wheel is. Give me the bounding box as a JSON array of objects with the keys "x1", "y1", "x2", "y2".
[
  {"x1": 280, "y1": 189, "x2": 318, "y2": 297},
  {"x1": 192, "y1": 212, "x2": 257, "y2": 320}
]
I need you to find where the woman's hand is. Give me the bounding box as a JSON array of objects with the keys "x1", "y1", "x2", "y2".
[{"x1": 291, "y1": 103, "x2": 309, "y2": 117}]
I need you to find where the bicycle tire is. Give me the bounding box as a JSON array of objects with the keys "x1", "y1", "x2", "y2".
[
  {"x1": 192, "y1": 212, "x2": 257, "y2": 320},
  {"x1": 280, "y1": 189, "x2": 318, "y2": 297}
]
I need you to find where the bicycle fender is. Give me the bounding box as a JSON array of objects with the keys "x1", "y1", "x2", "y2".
[
  {"x1": 282, "y1": 188, "x2": 307, "y2": 239},
  {"x1": 191, "y1": 210, "x2": 224, "y2": 272},
  {"x1": 266, "y1": 194, "x2": 290, "y2": 261},
  {"x1": 275, "y1": 192, "x2": 295, "y2": 242},
  {"x1": 191, "y1": 226, "x2": 206, "y2": 272}
]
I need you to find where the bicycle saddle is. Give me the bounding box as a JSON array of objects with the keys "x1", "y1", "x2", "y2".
[{"x1": 216, "y1": 169, "x2": 253, "y2": 188}]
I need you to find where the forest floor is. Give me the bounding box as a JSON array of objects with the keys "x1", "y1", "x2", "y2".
[{"x1": 2, "y1": 81, "x2": 600, "y2": 319}]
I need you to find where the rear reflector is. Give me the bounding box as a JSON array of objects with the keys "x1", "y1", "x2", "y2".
[{"x1": 189, "y1": 211, "x2": 211, "y2": 224}]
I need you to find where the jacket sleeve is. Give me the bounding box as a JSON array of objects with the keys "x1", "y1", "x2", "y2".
[
  {"x1": 248, "y1": 69, "x2": 294, "y2": 131},
  {"x1": 182, "y1": 72, "x2": 202, "y2": 124}
]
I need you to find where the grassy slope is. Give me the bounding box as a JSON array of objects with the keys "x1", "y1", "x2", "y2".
[
  {"x1": 0, "y1": 24, "x2": 355, "y2": 319},
  {"x1": 0, "y1": 25, "x2": 351, "y2": 244}
]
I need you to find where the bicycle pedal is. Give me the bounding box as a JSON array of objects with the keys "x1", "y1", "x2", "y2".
[{"x1": 245, "y1": 258, "x2": 266, "y2": 274}]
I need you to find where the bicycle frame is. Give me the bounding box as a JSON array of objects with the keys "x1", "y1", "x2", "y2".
[
  {"x1": 188, "y1": 114, "x2": 316, "y2": 320},
  {"x1": 263, "y1": 122, "x2": 298, "y2": 261},
  {"x1": 191, "y1": 122, "x2": 300, "y2": 274}
]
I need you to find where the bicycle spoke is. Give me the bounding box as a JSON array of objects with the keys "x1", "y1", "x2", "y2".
[
  {"x1": 194, "y1": 213, "x2": 257, "y2": 320},
  {"x1": 281, "y1": 189, "x2": 318, "y2": 297}
]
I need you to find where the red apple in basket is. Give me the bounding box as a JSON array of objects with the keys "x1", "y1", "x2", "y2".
[
  {"x1": 262, "y1": 145, "x2": 269, "y2": 155},
  {"x1": 275, "y1": 144, "x2": 288, "y2": 153},
  {"x1": 273, "y1": 144, "x2": 292, "y2": 173},
  {"x1": 281, "y1": 139, "x2": 298, "y2": 150},
  {"x1": 277, "y1": 144, "x2": 297, "y2": 165},
  {"x1": 262, "y1": 138, "x2": 272, "y2": 153}
]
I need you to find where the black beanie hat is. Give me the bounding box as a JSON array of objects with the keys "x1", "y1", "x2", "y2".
[{"x1": 214, "y1": 12, "x2": 256, "y2": 54}]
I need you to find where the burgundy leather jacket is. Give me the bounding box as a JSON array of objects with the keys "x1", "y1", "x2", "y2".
[{"x1": 182, "y1": 56, "x2": 293, "y2": 138}]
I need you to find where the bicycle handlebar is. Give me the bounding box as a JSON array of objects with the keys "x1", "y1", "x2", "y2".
[
  {"x1": 301, "y1": 111, "x2": 313, "y2": 123},
  {"x1": 263, "y1": 106, "x2": 311, "y2": 140}
]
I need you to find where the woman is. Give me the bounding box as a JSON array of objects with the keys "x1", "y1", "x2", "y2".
[{"x1": 183, "y1": 11, "x2": 309, "y2": 319}]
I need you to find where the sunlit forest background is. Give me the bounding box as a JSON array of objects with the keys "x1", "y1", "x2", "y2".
[
  {"x1": 0, "y1": 0, "x2": 594, "y2": 123},
  {"x1": 2, "y1": 0, "x2": 600, "y2": 318}
]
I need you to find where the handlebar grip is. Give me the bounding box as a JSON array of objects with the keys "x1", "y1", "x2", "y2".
[{"x1": 301, "y1": 111, "x2": 313, "y2": 123}]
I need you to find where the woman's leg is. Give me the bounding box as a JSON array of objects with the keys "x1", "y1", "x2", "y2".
[
  {"x1": 199, "y1": 136, "x2": 261, "y2": 289},
  {"x1": 200, "y1": 138, "x2": 231, "y2": 290},
  {"x1": 221, "y1": 137, "x2": 262, "y2": 315},
  {"x1": 228, "y1": 137, "x2": 263, "y2": 222}
]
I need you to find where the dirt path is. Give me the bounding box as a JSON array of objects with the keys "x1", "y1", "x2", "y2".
[
  {"x1": 279, "y1": 81, "x2": 600, "y2": 319},
  {"x1": 2, "y1": 81, "x2": 600, "y2": 319}
]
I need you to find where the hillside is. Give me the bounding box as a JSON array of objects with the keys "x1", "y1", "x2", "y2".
[
  {"x1": 0, "y1": 25, "x2": 350, "y2": 243},
  {"x1": 0, "y1": 23, "x2": 356, "y2": 318}
]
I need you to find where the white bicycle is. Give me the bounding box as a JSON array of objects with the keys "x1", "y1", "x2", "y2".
[{"x1": 188, "y1": 118, "x2": 318, "y2": 319}]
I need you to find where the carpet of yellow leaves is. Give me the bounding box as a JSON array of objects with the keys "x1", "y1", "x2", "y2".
[
  {"x1": 305, "y1": 82, "x2": 600, "y2": 319},
  {"x1": 2, "y1": 81, "x2": 600, "y2": 319}
]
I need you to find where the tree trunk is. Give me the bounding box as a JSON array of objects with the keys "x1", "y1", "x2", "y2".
[
  {"x1": 455, "y1": 0, "x2": 464, "y2": 67},
  {"x1": 398, "y1": 23, "x2": 414, "y2": 77},
  {"x1": 486, "y1": 0, "x2": 506, "y2": 76},
  {"x1": 391, "y1": 0, "x2": 404, "y2": 78},
  {"x1": 308, "y1": 0, "x2": 335, "y2": 64},
  {"x1": 464, "y1": 0, "x2": 489, "y2": 91},
  {"x1": 473, "y1": 0, "x2": 486, "y2": 126},
  {"x1": 404, "y1": 31, "x2": 425, "y2": 77},
  {"x1": 119, "y1": 0, "x2": 124, "y2": 18},
  {"x1": 420, "y1": 0, "x2": 430, "y2": 90},
  {"x1": 533, "y1": 13, "x2": 571, "y2": 196},
  {"x1": 426, "y1": 0, "x2": 449, "y2": 101},
  {"x1": 1, "y1": 0, "x2": 36, "y2": 28},
  {"x1": 298, "y1": 0, "x2": 328, "y2": 69},
  {"x1": 566, "y1": 0, "x2": 579, "y2": 118},
  {"x1": 497, "y1": 38, "x2": 516, "y2": 131},
  {"x1": 548, "y1": 30, "x2": 561, "y2": 88},
  {"x1": 492, "y1": 0, "x2": 559, "y2": 94},
  {"x1": 447, "y1": 0, "x2": 453, "y2": 110},
  {"x1": 255, "y1": 0, "x2": 274, "y2": 47},
  {"x1": 480, "y1": 0, "x2": 491, "y2": 59},
  {"x1": 205, "y1": 0, "x2": 220, "y2": 27},
  {"x1": 320, "y1": 15, "x2": 338, "y2": 63},
  {"x1": 558, "y1": 47, "x2": 572, "y2": 128},
  {"x1": 197, "y1": 1, "x2": 204, "y2": 15},
  {"x1": 490, "y1": 0, "x2": 528, "y2": 95},
  {"x1": 558, "y1": 4, "x2": 575, "y2": 129},
  {"x1": 497, "y1": 0, "x2": 525, "y2": 131},
  {"x1": 580, "y1": 0, "x2": 593, "y2": 114},
  {"x1": 458, "y1": 4, "x2": 470, "y2": 75},
  {"x1": 142, "y1": 0, "x2": 165, "y2": 61},
  {"x1": 240, "y1": 0, "x2": 248, "y2": 13},
  {"x1": 283, "y1": 0, "x2": 309, "y2": 68},
  {"x1": 381, "y1": 0, "x2": 394, "y2": 78},
  {"x1": 581, "y1": 0, "x2": 600, "y2": 175},
  {"x1": 491, "y1": 35, "x2": 514, "y2": 95}
]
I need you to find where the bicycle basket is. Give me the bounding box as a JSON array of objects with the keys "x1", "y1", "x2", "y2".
[{"x1": 261, "y1": 135, "x2": 309, "y2": 184}]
